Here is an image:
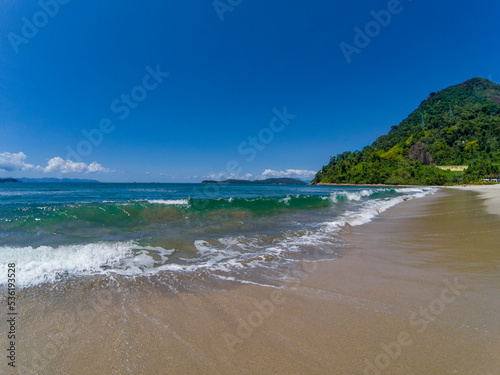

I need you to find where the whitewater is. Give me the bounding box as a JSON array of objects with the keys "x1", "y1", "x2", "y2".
[{"x1": 0, "y1": 183, "x2": 436, "y2": 288}]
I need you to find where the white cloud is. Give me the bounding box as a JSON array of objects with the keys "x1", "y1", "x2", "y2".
[
  {"x1": 44, "y1": 157, "x2": 85, "y2": 173},
  {"x1": 260, "y1": 169, "x2": 316, "y2": 179},
  {"x1": 203, "y1": 172, "x2": 254, "y2": 181},
  {"x1": 203, "y1": 172, "x2": 225, "y2": 180},
  {"x1": 86, "y1": 161, "x2": 112, "y2": 174},
  {"x1": 0, "y1": 152, "x2": 36, "y2": 172},
  {"x1": 43, "y1": 157, "x2": 112, "y2": 174},
  {"x1": 0, "y1": 152, "x2": 112, "y2": 175},
  {"x1": 242, "y1": 173, "x2": 254, "y2": 180}
]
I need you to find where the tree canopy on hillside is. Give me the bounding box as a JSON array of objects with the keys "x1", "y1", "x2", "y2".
[{"x1": 312, "y1": 78, "x2": 500, "y2": 185}]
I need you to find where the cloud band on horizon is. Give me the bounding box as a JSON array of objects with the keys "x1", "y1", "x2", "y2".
[{"x1": 0, "y1": 152, "x2": 112, "y2": 174}]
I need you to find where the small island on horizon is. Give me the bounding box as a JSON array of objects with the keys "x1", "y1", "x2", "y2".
[
  {"x1": 0, "y1": 177, "x2": 101, "y2": 183},
  {"x1": 202, "y1": 177, "x2": 308, "y2": 185}
]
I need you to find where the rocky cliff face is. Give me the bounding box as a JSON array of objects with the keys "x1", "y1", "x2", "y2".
[{"x1": 408, "y1": 142, "x2": 434, "y2": 165}]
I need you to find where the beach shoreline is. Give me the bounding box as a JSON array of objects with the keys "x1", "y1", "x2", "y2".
[
  {"x1": 446, "y1": 183, "x2": 500, "y2": 216},
  {"x1": 312, "y1": 182, "x2": 427, "y2": 187},
  {"x1": 5, "y1": 188, "x2": 500, "y2": 374}
]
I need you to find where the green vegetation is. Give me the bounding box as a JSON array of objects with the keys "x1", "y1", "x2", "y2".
[{"x1": 312, "y1": 78, "x2": 500, "y2": 185}]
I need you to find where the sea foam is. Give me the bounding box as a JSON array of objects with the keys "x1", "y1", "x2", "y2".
[
  {"x1": 0, "y1": 187, "x2": 437, "y2": 288},
  {"x1": 0, "y1": 242, "x2": 174, "y2": 287}
]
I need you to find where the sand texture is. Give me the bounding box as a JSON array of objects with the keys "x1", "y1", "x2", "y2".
[{"x1": 4, "y1": 189, "x2": 499, "y2": 374}]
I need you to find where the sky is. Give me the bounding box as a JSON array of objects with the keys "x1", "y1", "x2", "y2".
[{"x1": 1, "y1": 0, "x2": 499, "y2": 182}]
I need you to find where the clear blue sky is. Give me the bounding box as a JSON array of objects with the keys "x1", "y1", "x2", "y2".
[{"x1": 1, "y1": 0, "x2": 499, "y2": 182}]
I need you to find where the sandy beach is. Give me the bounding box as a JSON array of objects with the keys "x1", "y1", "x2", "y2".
[
  {"x1": 447, "y1": 184, "x2": 500, "y2": 216},
  {"x1": 6, "y1": 187, "x2": 500, "y2": 374},
  {"x1": 3, "y1": 0, "x2": 499, "y2": 374}
]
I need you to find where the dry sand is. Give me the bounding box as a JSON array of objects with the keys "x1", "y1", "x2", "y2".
[
  {"x1": 6, "y1": 188, "x2": 500, "y2": 374},
  {"x1": 447, "y1": 183, "x2": 500, "y2": 216}
]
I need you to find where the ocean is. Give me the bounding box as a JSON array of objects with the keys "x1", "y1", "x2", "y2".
[{"x1": 0, "y1": 183, "x2": 435, "y2": 289}]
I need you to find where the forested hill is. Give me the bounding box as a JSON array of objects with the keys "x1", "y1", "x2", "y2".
[{"x1": 312, "y1": 78, "x2": 500, "y2": 185}]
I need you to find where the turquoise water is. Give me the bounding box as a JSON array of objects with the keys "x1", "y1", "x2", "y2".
[{"x1": 0, "y1": 183, "x2": 435, "y2": 287}]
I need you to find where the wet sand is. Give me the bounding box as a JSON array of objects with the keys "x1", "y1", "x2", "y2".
[{"x1": 4, "y1": 188, "x2": 500, "y2": 374}]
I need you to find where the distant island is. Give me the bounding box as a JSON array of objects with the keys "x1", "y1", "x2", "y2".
[
  {"x1": 312, "y1": 78, "x2": 500, "y2": 185},
  {"x1": 2, "y1": 177, "x2": 101, "y2": 183},
  {"x1": 0, "y1": 178, "x2": 20, "y2": 183},
  {"x1": 202, "y1": 178, "x2": 308, "y2": 185}
]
